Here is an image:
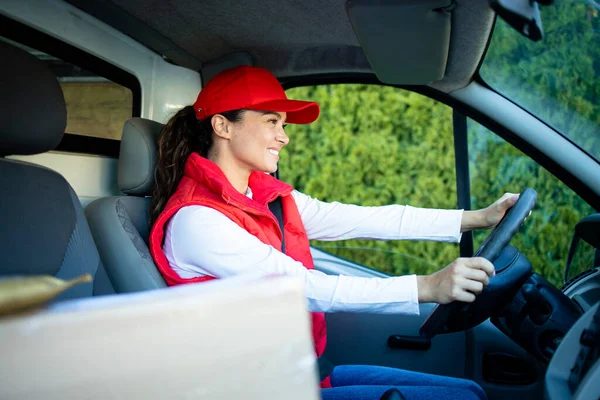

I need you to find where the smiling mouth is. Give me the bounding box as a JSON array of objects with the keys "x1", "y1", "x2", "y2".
[{"x1": 268, "y1": 149, "x2": 280, "y2": 158}]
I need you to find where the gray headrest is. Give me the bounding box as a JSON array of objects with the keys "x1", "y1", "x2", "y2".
[
  {"x1": 0, "y1": 40, "x2": 66, "y2": 156},
  {"x1": 118, "y1": 118, "x2": 164, "y2": 196}
]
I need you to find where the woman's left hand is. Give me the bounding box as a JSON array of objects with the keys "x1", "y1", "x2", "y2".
[{"x1": 461, "y1": 193, "x2": 519, "y2": 232}]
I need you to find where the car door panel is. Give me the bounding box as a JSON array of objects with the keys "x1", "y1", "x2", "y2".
[{"x1": 314, "y1": 247, "x2": 546, "y2": 400}]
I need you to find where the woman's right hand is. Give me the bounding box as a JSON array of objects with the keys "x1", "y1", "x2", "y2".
[{"x1": 417, "y1": 257, "x2": 495, "y2": 304}]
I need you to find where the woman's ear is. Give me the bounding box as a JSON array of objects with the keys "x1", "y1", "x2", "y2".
[{"x1": 211, "y1": 114, "x2": 232, "y2": 139}]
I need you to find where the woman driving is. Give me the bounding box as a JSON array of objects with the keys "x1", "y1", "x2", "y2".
[{"x1": 149, "y1": 65, "x2": 518, "y2": 400}]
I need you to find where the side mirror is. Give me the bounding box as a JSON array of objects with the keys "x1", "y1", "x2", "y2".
[
  {"x1": 564, "y1": 214, "x2": 600, "y2": 285},
  {"x1": 489, "y1": 0, "x2": 554, "y2": 41}
]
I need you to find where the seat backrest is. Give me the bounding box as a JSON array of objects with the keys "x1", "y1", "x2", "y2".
[
  {"x1": 85, "y1": 118, "x2": 167, "y2": 293},
  {"x1": 0, "y1": 40, "x2": 115, "y2": 300}
]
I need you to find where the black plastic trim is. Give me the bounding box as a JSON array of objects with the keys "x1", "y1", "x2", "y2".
[
  {"x1": 55, "y1": 134, "x2": 121, "y2": 157},
  {"x1": 562, "y1": 268, "x2": 598, "y2": 292},
  {"x1": 453, "y1": 111, "x2": 474, "y2": 257},
  {"x1": 473, "y1": 14, "x2": 498, "y2": 87},
  {"x1": 281, "y1": 75, "x2": 600, "y2": 212},
  {"x1": 482, "y1": 352, "x2": 537, "y2": 385},
  {"x1": 0, "y1": 14, "x2": 141, "y2": 158}
]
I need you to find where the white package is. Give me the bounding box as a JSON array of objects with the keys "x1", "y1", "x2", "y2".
[{"x1": 0, "y1": 274, "x2": 320, "y2": 400}]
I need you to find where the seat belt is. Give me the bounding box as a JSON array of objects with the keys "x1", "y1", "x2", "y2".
[
  {"x1": 267, "y1": 196, "x2": 334, "y2": 383},
  {"x1": 268, "y1": 197, "x2": 285, "y2": 253}
]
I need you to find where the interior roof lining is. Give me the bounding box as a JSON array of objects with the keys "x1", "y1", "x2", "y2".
[{"x1": 64, "y1": 0, "x2": 496, "y2": 93}]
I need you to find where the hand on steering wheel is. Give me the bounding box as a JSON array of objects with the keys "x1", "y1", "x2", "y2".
[
  {"x1": 417, "y1": 257, "x2": 495, "y2": 304},
  {"x1": 419, "y1": 188, "x2": 538, "y2": 338}
]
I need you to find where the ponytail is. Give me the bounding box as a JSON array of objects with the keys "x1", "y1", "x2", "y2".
[{"x1": 149, "y1": 106, "x2": 244, "y2": 227}]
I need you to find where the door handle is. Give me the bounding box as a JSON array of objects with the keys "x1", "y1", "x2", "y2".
[{"x1": 387, "y1": 335, "x2": 431, "y2": 350}]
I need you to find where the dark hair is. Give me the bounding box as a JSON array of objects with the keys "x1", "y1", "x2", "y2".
[{"x1": 149, "y1": 106, "x2": 245, "y2": 227}]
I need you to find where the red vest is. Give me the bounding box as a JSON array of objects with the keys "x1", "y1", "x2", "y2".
[{"x1": 149, "y1": 153, "x2": 330, "y2": 385}]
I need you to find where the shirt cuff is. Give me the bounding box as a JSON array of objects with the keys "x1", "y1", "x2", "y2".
[
  {"x1": 455, "y1": 209, "x2": 464, "y2": 243},
  {"x1": 397, "y1": 274, "x2": 420, "y2": 315}
]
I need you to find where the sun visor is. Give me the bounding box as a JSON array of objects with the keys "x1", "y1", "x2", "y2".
[{"x1": 346, "y1": 0, "x2": 454, "y2": 85}]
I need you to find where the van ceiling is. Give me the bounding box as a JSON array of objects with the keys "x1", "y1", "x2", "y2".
[{"x1": 65, "y1": 0, "x2": 495, "y2": 92}]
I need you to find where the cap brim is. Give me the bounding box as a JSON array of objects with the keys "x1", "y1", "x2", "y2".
[{"x1": 246, "y1": 99, "x2": 320, "y2": 124}]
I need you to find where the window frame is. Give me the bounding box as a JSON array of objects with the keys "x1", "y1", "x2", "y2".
[{"x1": 0, "y1": 14, "x2": 142, "y2": 158}]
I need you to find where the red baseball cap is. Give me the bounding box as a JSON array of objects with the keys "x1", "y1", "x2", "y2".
[{"x1": 193, "y1": 66, "x2": 320, "y2": 124}]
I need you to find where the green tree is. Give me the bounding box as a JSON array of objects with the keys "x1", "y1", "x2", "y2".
[
  {"x1": 282, "y1": 85, "x2": 459, "y2": 278},
  {"x1": 481, "y1": 0, "x2": 600, "y2": 159}
]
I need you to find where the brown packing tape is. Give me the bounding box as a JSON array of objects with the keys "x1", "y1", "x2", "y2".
[{"x1": 0, "y1": 274, "x2": 92, "y2": 315}]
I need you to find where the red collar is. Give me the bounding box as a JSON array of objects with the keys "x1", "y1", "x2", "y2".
[{"x1": 184, "y1": 153, "x2": 293, "y2": 207}]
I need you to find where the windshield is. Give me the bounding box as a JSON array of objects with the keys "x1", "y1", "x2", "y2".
[{"x1": 481, "y1": 0, "x2": 600, "y2": 160}]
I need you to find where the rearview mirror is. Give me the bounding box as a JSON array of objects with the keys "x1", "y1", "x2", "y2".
[{"x1": 490, "y1": 0, "x2": 553, "y2": 41}]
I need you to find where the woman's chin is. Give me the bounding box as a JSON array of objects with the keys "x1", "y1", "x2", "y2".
[
  {"x1": 254, "y1": 167, "x2": 278, "y2": 175},
  {"x1": 262, "y1": 163, "x2": 279, "y2": 174}
]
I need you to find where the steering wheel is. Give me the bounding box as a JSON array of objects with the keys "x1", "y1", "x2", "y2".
[{"x1": 419, "y1": 188, "x2": 538, "y2": 338}]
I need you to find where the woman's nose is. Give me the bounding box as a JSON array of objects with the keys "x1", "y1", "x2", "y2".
[{"x1": 277, "y1": 128, "x2": 290, "y2": 145}]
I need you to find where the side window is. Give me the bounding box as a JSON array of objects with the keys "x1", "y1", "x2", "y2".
[
  {"x1": 1, "y1": 26, "x2": 140, "y2": 156},
  {"x1": 467, "y1": 119, "x2": 596, "y2": 288},
  {"x1": 282, "y1": 84, "x2": 459, "y2": 277},
  {"x1": 6, "y1": 40, "x2": 133, "y2": 141},
  {"x1": 57, "y1": 60, "x2": 133, "y2": 141}
]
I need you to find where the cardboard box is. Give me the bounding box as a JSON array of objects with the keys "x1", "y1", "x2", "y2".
[{"x1": 0, "y1": 274, "x2": 320, "y2": 399}]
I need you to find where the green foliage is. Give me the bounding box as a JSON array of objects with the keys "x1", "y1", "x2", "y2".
[
  {"x1": 282, "y1": 85, "x2": 460, "y2": 278},
  {"x1": 481, "y1": 1, "x2": 600, "y2": 159},
  {"x1": 281, "y1": 2, "x2": 599, "y2": 288}
]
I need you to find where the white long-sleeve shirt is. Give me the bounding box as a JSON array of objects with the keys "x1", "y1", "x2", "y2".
[{"x1": 163, "y1": 190, "x2": 463, "y2": 315}]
